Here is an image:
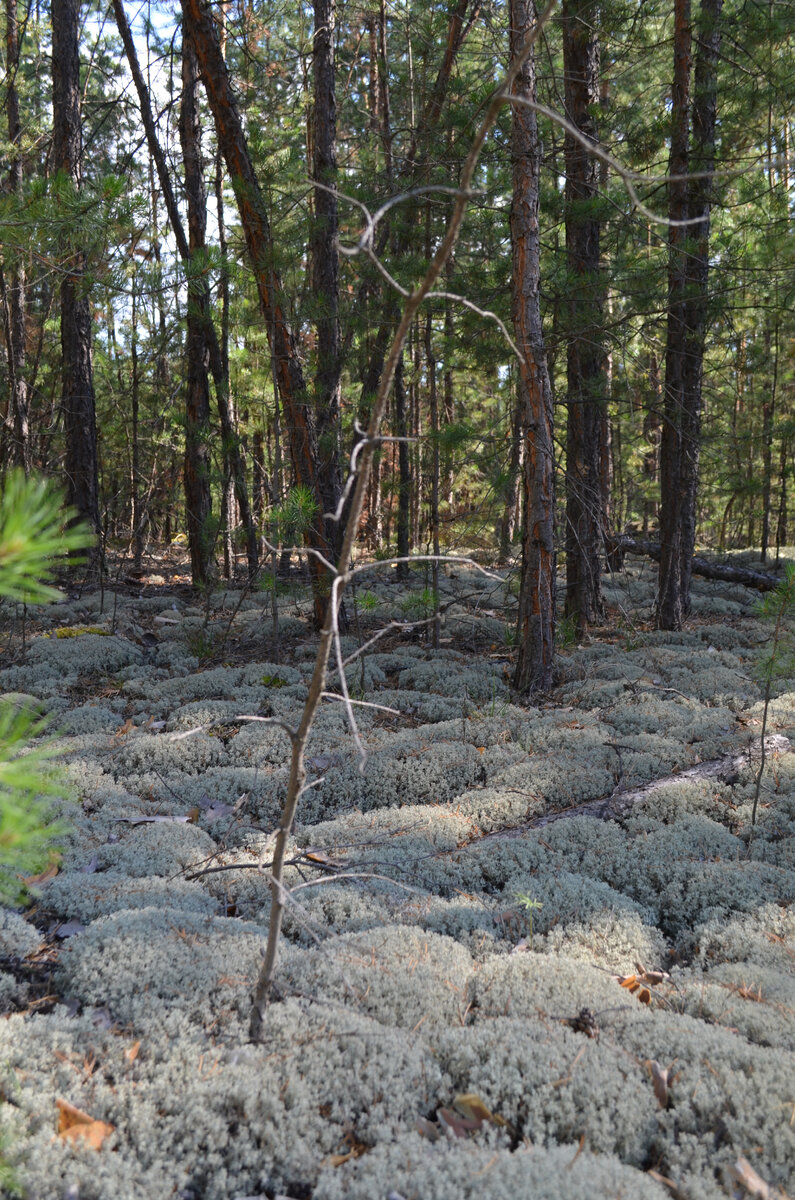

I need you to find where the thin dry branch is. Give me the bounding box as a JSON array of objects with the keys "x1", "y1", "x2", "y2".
[{"x1": 247, "y1": 0, "x2": 557, "y2": 1044}]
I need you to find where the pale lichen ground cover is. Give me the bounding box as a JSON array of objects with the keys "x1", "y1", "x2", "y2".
[{"x1": 0, "y1": 560, "x2": 793, "y2": 1200}]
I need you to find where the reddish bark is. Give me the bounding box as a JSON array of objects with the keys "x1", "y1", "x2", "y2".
[
  {"x1": 52, "y1": 0, "x2": 101, "y2": 576},
  {"x1": 182, "y1": 0, "x2": 332, "y2": 620},
  {"x1": 510, "y1": 0, "x2": 556, "y2": 694}
]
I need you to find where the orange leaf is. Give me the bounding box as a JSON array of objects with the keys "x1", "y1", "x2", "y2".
[
  {"x1": 124, "y1": 1041, "x2": 141, "y2": 1064},
  {"x1": 453, "y1": 1092, "x2": 506, "y2": 1126},
  {"x1": 638, "y1": 987, "x2": 652, "y2": 1005},
  {"x1": 56, "y1": 1099, "x2": 114, "y2": 1150},
  {"x1": 23, "y1": 862, "x2": 59, "y2": 886}
]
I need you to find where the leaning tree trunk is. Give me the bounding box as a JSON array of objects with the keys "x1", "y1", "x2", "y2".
[
  {"x1": 4, "y1": 0, "x2": 30, "y2": 473},
  {"x1": 562, "y1": 0, "x2": 605, "y2": 635},
  {"x1": 657, "y1": 0, "x2": 722, "y2": 630},
  {"x1": 510, "y1": 0, "x2": 556, "y2": 694},
  {"x1": 179, "y1": 31, "x2": 214, "y2": 587},
  {"x1": 113, "y1": 0, "x2": 259, "y2": 583},
  {"x1": 183, "y1": 0, "x2": 339, "y2": 623},
  {"x1": 52, "y1": 0, "x2": 102, "y2": 576}
]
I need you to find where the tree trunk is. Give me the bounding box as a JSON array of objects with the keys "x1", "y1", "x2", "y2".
[
  {"x1": 179, "y1": 31, "x2": 214, "y2": 587},
  {"x1": 657, "y1": 0, "x2": 723, "y2": 629},
  {"x1": 52, "y1": 0, "x2": 101, "y2": 576},
  {"x1": 5, "y1": 0, "x2": 29, "y2": 473},
  {"x1": 562, "y1": 0, "x2": 605, "y2": 635},
  {"x1": 113, "y1": 0, "x2": 259, "y2": 583},
  {"x1": 311, "y1": 0, "x2": 344, "y2": 563},
  {"x1": 182, "y1": 0, "x2": 333, "y2": 621},
  {"x1": 510, "y1": 0, "x2": 556, "y2": 694},
  {"x1": 394, "y1": 352, "x2": 411, "y2": 578}
]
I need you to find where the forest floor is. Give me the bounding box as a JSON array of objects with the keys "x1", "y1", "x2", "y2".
[{"x1": 0, "y1": 549, "x2": 793, "y2": 1200}]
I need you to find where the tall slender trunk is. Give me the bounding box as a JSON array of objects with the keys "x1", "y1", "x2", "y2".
[
  {"x1": 394, "y1": 352, "x2": 410, "y2": 578},
  {"x1": 760, "y1": 319, "x2": 778, "y2": 561},
  {"x1": 52, "y1": 0, "x2": 101, "y2": 575},
  {"x1": 311, "y1": 0, "x2": 343, "y2": 561},
  {"x1": 5, "y1": 0, "x2": 29, "y2": 472},
  {"x1": 130, "y1": 281, "x2": 144, "y2": 570},
  {"x1": 113, "y1": 0, "x2": 259, "y2": 582},
  {"x1": 562, "y1": 0, "x2": 605, "y2": 634},
  {"x1": 179, "y1": 31, "x2": 214, "y2": 586},
  {"x1": 657, "y1": 0, "x2": 722, "y2": 629},
  {"x1": 426, "y1": 312, "x2": 441, "y2": 648},
  {"x1": 511, "y1": 0, "x2": 556, "y2": 694},
  {"x1": 182, "y1": 0, "x2": 333, "y2": 621}
]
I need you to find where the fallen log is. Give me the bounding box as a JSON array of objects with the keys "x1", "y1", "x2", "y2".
[
  {"x1": 475, "y1": 734, "x2": 791, "y2": 839},
  {"x1": 607, "y1": 536, "x2": 781, "y2": 592}
]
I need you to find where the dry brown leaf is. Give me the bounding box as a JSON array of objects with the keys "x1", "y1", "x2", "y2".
[
  {"x1": 453, "y1": 1092, "x2": 506, "y2": 1127},
  {"x1": 437, "y1": 1107, "x2": 483, "y2": 1138},
  {"x1": 124, "y1": 1041, "x2": 141, "y2": 1064},
  {"x1": 23, "y1": 861, "x2": 59, "y2": 886},
  {"x1": 415, "y1": 1117, "x2": 441, "y2": 1142},
  {"x1": 731, "y1": 1156, "x2": 792, "y2": 1200},
  {"x1": 56, "y1": 1099, "x2": 114, "y2": 1150},
  {"x1": 646, "y1": 1059, "x2": 670, "y2": 1108}
]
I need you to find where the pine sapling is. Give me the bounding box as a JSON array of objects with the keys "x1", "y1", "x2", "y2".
[{"x1": 752, "y1": 562, "x2": 795, "y2": 828}]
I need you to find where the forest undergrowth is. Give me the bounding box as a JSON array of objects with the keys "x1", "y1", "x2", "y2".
[{"x1": 0, "y1": 550, "x2": 793, "y2": 1200}]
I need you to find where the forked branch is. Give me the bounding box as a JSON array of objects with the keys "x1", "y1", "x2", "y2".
[{"x1": 248, "y1": 0, "x2": 557, "y2": 1043}]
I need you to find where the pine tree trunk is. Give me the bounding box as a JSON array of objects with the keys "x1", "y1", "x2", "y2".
[
  {"x1": 179, "y1": 31, "x2": 214, "y2": 587},
  {"x1": 114, "y1": 0, "x2": 258, "y2": 583},
  {"x1": 182, "y1": 0, "x2": 333, "y2": 621},
  {"x1": 52, "y1": 0, "x2": 101, "y2": 577},
  {"x1": 562, "y1": 0, "x2": 605, "y2": 634},
  {"x1": 657, "y1": 0, "x2": 722, "y2": 629},
  {"x1": 311, "y1": 0, "x2": 344, "y2": 562},
  {"x1": 394, "y1": 353, "x2": 411, "y2": 579},
  {"x1": 5, "y1": 0, "x2": 29, "y2": 473},
  {"x1": 510, "y1": 0, "x2": 556, "y2": 694}
]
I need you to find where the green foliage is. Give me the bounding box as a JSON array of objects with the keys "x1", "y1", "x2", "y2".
[
  {"x1": 0, "y1": 471, "x2": 89, "y2": 605},
  {"x1": 0, "y1": 472, "x2": 90, "y2": 903},
  {"x1": 271, "y1": 486, "x2": 319, "y2": 541},
  {"x1": 0, "y1": 701, "x2": 66, "y2": 904},
  {"x1": 752, "y1": 563, "x2": 795, "y2": 826},
  {"x1": 513, "y1": 892, "x2": 543, "y2": 948}
]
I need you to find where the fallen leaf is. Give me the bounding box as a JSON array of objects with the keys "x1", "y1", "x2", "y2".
[
  {"x1": 453, "y1": 1093, "x2": 506, "y2": 1126},
  {"x1": 437, "y1": 1107, "x2": 482, "y2": 1138},
  {"x1": 415, "y1": 1116, "x2": 441, "y2": 1141},
  {"x1": 23, "y1": 861, "x2": 59, "y2": 886},
  {"x1": 731, "y1": 1156, "x2": 792, "y2": 1199},
  {"x1": 646, "y1": 1059, "x2": 670, "y2": 1108},
  {"x1": 124, "y1": 1041, "x2": 141, "y2": 1063},
  {"x1": 56, "y1": 1099, "x2": 114, "y2": 1150}
]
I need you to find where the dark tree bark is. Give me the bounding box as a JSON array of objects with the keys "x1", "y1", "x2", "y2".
[
  {"x1": 510, "y1": 0, "x2": 556, "y2": 694},
  {"x1": 4, "y1": 0, "x2": 29, "y2": 472},
  {"x1": 112, "y1": 0, "x2": 259, "y2": 584},
  {"x1": 179, "y1": 31, "x2": 213, "y2": 586},
  {"x1": 182, "y1": 0, "x2": 334, "y2": 622},
  {"x1": 394, "y1": 352, "x2": 411, "y2": 579},
  {"x1": 562, "y1": 0, "x2": 605, "y2": 634},
  {"x1": 311, "y1": 0, "x2": 343, "y2": 562},
  {"x1": 608, "y1": 535, "x2": 779, "y2": 591},
  {"x1": 52, "y1": 0, "x2": 101, "y2": 576},
  {"x1": 657, "y1": 0, "x2": 723, "y2": 629}
]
